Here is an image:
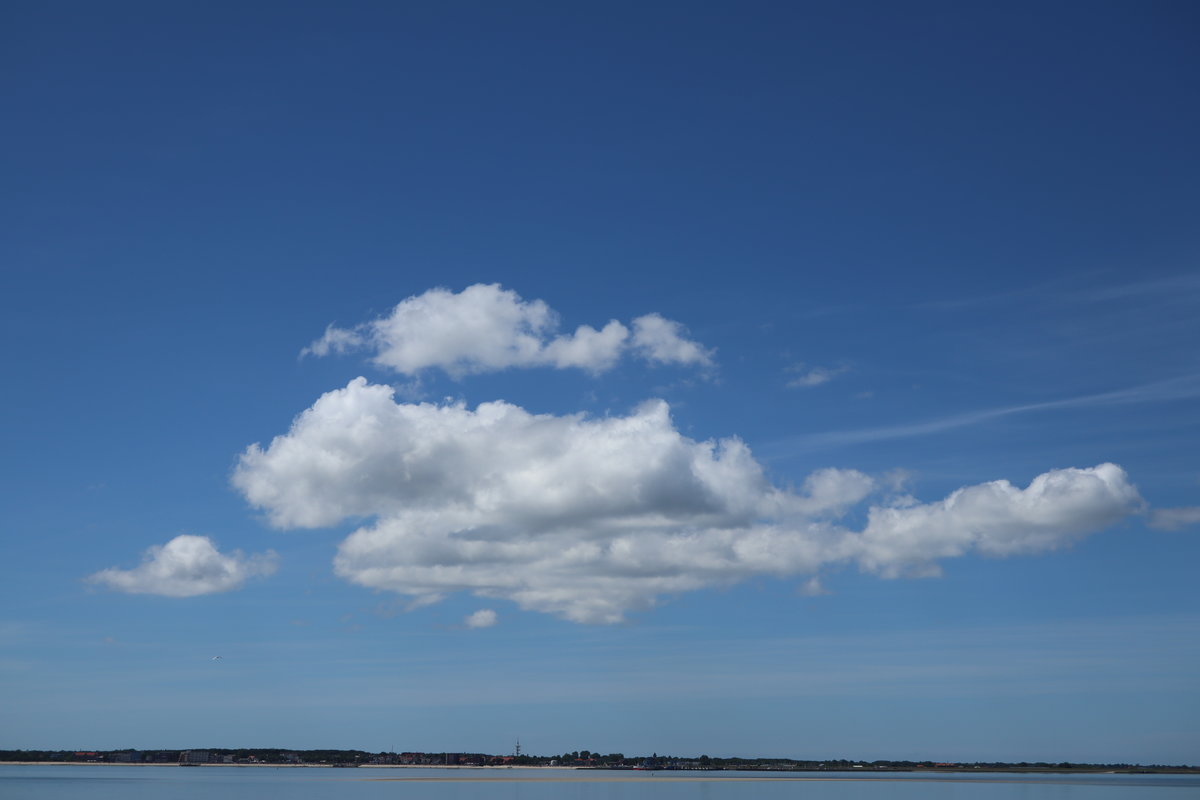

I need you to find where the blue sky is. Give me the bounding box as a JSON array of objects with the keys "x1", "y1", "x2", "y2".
[{"x1": 2, "y1": 1, "x2": 1198, "y2": 765}]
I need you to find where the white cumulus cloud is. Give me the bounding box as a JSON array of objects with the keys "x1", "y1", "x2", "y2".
[
  {"x1": 630, "y1": 313, "x2": 714, "y2": 367},
  {"x1": 854, "y1": 463, "x2": 1142, "y2": 577},
  {"x1": 233, "y1": 379, "x2": 1141, "y2": 623},
  {"x1": 88, "y1": 535, "x2": 278, "y2": 597},
  {"x1": 301, "y1": 284, "x2": 712, "y2": 376},
  {"x1": 465, "y1": 609, "x2": 498, "y2": 629}
]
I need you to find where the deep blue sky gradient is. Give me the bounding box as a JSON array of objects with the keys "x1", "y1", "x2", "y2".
[{"x1": 2, "y1": 1, "x2": 1198, "y2": 763}]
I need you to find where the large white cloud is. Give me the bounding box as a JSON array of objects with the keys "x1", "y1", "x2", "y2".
[
  {"x1": 233, "y1": 379, "x2": 1142, "y2": 623},
  {"x1": 302, "y1": 284, "x2": 713, "y2": 376},
  {"x1": 88, "y1": 535, "x2": 278, "y2": 597}
]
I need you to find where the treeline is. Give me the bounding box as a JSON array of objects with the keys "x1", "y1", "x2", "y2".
[{"x1": 0, "y1": 749, "x2": 379, "y2": 764}]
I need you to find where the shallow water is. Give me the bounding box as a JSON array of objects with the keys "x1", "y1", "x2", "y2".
[{"x1": 2, "y1": 766, "x2": 1197, "y2": 800}]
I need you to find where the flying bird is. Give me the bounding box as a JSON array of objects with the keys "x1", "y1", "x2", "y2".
[{"x1": 211, "y1": 656, "x2": 223, "y2": 661}]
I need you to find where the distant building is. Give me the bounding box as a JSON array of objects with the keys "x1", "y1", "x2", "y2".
[{"x1": 179, "y1": 750, "x2": 210, "y2": 765}]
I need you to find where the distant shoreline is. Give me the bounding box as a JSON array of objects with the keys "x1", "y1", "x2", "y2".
[
  {"x1": 2, "y1": 762, "x2": 1196, "y2": 775},
  {"x1": 0, "y1": 762, "x2": 549, "y2": 769}
]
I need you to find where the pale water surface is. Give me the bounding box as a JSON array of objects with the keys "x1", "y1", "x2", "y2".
[{"x1": 2, "y1": 766, "x2": 1197, "y2": 800}]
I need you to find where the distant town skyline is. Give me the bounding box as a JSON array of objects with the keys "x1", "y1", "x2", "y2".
[{"x1": 4, "y1": 748, "x2": 1195, "y2": 772}]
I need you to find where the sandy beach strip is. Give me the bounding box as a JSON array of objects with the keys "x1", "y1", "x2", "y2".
[{"x1": 356, "y1": 773, "x2": 1135, "y2": 786}]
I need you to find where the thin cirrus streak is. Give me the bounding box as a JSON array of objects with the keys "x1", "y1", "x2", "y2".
[{"x1": 767, "y1": 373, "x2": 1200, "y2": 455}]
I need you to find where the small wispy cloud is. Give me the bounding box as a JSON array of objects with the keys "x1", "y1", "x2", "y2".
[
  {"x1": 1148, "y1": 507, "x2": 1200, "y2": 531},
  {"x1": 914, "y1": 285, "x2": 1045, "y2": 311},
  {"x1": 798, "y1": 577, "x2": 829, "y2": 597},
  {"x1": 464, "y1": 609, "x2": 498, "y2": 629},
  {"x1": 917, "y1": 272, "x2": 1200, "y2": 311},
  {"x1": 786, "y1": 363, "x2": 848, "y2": 388},
  {"x1": 1073, "y1": 273, "x2": 1200, "y2": 304}
]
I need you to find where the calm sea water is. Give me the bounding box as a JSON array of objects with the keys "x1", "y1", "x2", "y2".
[{"x1": 2, "y1": 766, "x2": 1197, "y2": 800}]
